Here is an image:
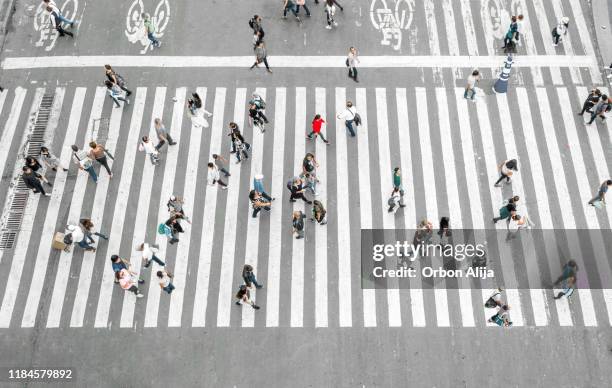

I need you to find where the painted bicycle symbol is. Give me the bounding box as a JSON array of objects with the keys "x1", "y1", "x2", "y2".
[
  {"x1": 33, "y1": 0, "x2": 78, "y2": 51},
  {"x1": 370, "y1": 0, "x2": 415, "y2": 51},
  {"x1": 125, "y1": 0, "x2": 170, "y2": 54}
]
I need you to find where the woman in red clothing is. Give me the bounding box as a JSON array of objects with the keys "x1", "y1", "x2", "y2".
[{"x1": 307, "y1": 114, "x2": 330, "y2": 144}]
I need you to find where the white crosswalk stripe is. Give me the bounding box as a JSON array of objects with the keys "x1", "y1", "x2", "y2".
[{"x1": 0, "y1": 84, "x2": 610, "y2": 329}]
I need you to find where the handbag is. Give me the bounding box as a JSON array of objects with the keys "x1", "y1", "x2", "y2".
[{"x1": 345, "y1": 58, "x2": 350, "y2": 67}]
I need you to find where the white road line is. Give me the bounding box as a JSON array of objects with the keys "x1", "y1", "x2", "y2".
[
  {"x1": 531, "y1": 0, "x2": 564, "y2": 84},
  {"x1": 437, "y1": 88, "x2": 474, "y2": 327},
  {"x1": 0, "y1": 88, "x2": 45, "y2": 328},
  {"x1": 314, "y1": 87, "x2": 328, "y2": 328},
  {"x1": 416, "y1": 87, "x2": 449, "y2": 327},
  {"x1": 290, "y1": 87, "x2": 306, "y2": 328},
  {"x1": 17, "y1": 88, "x2": 64, "y2": 327},
  {"x1": 0, "y1": 88, "x2": 27, "y2": 181},
  {"x1": 0, "y1": 55, "x2": 596, "y2": 69},
  {"x1": 336, "y1": 87, "x2": 354, "y2": 328},
  {"x1": 440, "y1": 0, "x2": 463, "y2": 80},
  {"x1": 144, "y1": 87, "x2": 187, "y2": 328},
  {"x1": 567, "y1": 0, "x2": 602, "y2": 83},
  {"x1": 265, "y1": 88, "x2": 286, "y2": 327},
  {"x1": 191, "y1": 87, "x2": 226, "y2": 327},
  {"x1": 396, "y1": 88, "x2": 424, "y2": 327},
  {"x1": 94, "y1": 87, "x2": 147, "y2": 328},
  {"x1": 550, "y1": 0, "x2": 582, "y2": 84},
  {"x1": 374, "y1": 88, "x2": 401, "y2": 327},
  {"x1": 353, "y1": 88, "x2": 375, "y2": 327},
  {"x1": 603, "y1": 289, "x2": 612, "y2": 326},
  {"x1": 423, "y1": 0, "x2": 443, "y2": 84},
  {"x1": 242, "y1": 87, "x2": 266, "y2": 328},
  {"x1": 215, "y1": 88, "x2": 247, "y2": 327},
  {"x1": 475, "y1": 97, "x2": 524, "y2": 326},
  {"x1": 458, "y1": 0, "x2": 479, "y2": 56},
  {"x1": 120, "y1": 87, "x2": 166, "y2": 328},
  {"x1": 0, "y1": 89, "x2": 9, "y2": 135},
  {"x1": 516, "y1": 0, "x2": 544, "y2": 85},
  {"x1": 556, "y1": 295, "x2": 573, "y2": 326},
  {"x1": 517, "y1": 87, "x2": 569, "y2": 326}
]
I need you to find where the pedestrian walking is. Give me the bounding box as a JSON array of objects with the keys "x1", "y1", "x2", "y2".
[
  {"x1": 302, "y1": 153, "x2": 319, "y2": 177},
  {"x1": 311, "y1": 200, "x2": 327, "y2": 225},
  {"x1": 587, "y1": 95, "x2": 611, "y2": 125},
  {"x1": 493, "y1": 195, "x2": 519, "y2": 224},
  {"x1": 157, "y1": 269, "x2": 175, "y2": 294},
  {"x1": 47, "y1": 6, "x2": 73, "y2": 38},
  {"x1": 40, "y1": 146, "x2": 67, "y2": 172},
  {"x1": 508, "y1": 213, "x2": 535, "y2": 230},
  {"x1": 250, "y1": 42, "x2": 272, "y2": 73},
  {"x1": 488, "y1": 304, "x2": 513, "y2": 327},
  {"x1": 249, "y1": 190, "x2": 272, "y2": 218},
  {"x1": 71, "y1": 144, "x2": 98, "y2": 183},
  {"x1": 588, "y1": 179, "x2": 612, "y2": 207},
  {"x1": 88, "y1": 141, "x2": 112, "y2": 177},
  {"x1": 287, "y1": 177, "x2": 313, "y2": 204},
  {"x1": 249, "y1": 15, "x2": 265, "y2": 48},
  {"x1": 187, "y1": 92, "x2": 213, "y2": 128},
  {"x1": 242, "y1": 264, "x2": 263, "y2": 289},
  {"x1": 212, "y1": 154, "x2": 231, "y2": 177},
  {"x1": 207, "y1": 162, "x2": 228, "y2": 189},
  {"x1": 292, "y1": 211, "x2": 306, "y2": 239},
  {"x1": 22, "y1": 166, "x2": 50, "y2": 196},
  {"x1": 577, "y1": 88, "x2": 602, "y2": 116},
  {"x1": 282, "y1": 0, "x2": 301, "y2": 22},
  {"x1": 501, "y1": 15, "x2": 518, "y2": 51},
  {"x1": 484, "y1": 288, "x2": 504, "y2": 308},
  {"x1": 387, "y1": 187, "x2": 402, "y2": 213},
  {"x1": 553, "y1": 276, "x2": 575, "y2": 299},
  {"x1": 346, "y1": 47, "x2": 360, "y2": 82},
  {"x1": 117, "y1": 268, "x2": 144, "y2": 298},
  {"x1": 392, "y1": 167, "x2": 406, "y2": 208},
  {"x1": 235, "y1": 284, "x2": 260, "y2": 309},
  {"x1": 154, "y1": 118, "x2": 177, "y2": 151},
  {"x1": 553, "y1": 260, "x2": 579, "y2": 288},
  {"x1": 232, "y1": 136, "x2": 250, "y2": 164},
  {"x1": 137, "y1": 242, "x2": 165, "y2": 268},
  {"x1": 464, "y1": 69, "x2": 481, "y2": 101},
  {"x1": 104, "y1": 65, "x2": 132, "y2": 96},
  {"x1": 44, "y1": 0, "x2": 76, "y2": 25},
  {"x1": 552, "y1": 16, "x2": 570, "y2": 46},
  {"x1": 142, "y1": 12, "x2": 161, "y2": 48},
  {"x1": 161, "y1": 215, "x2": 183, "y2": 244},
  {"x1": 437, "y1": 217, "x2": 451, "y2": 244},
  {"x1": 138, "y1": 136, "x2": 160, "y2": 165},
  {"x1": 253, "y1": 173, "x2": 274, "y2": 200},
  {"x1": 65, "y1": 224, "x2": 96, "y2": 252},
  {"x1": 324, "y1": 0, "x2": 338, "y2": 29},
  {"x1": 248, "y1": 103, "x2": 267, "y2": 133},
  {"x1": 167, "y1": 195, "x2": 191, "y2": 223},
  {"x1": 104, "y1": 80, "x2": 130, "y2": 108},
  {"x1": 494, "y1": 159, "x2": 518, "y2": 187},
  {"x1": 80, "y1": 218, "x2": 108, "y2": 241},
  {"x1": 300, "y1": 172, "x2": 318, "y2": 196},
  {"x1": 307, "y1": 114, "x2": 330, "y2": 144},
  {"x1": 295, "y1": 0, "x2": 311, "y2": 17},
  {"x1": 111, "y1": 254, "x2": 130, "y2": 283},
  {"x1": 25, "y1": 156, "x2": 51, "y2": 185},
  {"x1": 336, "y1": 100, "x2": 360, "y2": 137}
]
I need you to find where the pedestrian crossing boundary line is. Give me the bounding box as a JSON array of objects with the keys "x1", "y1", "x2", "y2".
[{"x1": 0, "y1": 55, "x2": 597, "y2": 70}]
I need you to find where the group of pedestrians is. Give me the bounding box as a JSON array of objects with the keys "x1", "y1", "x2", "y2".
[{"x1": 578, "y1": 88, "x2": 612, "y2": 125}]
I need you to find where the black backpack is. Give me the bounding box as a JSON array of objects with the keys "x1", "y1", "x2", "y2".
[
  {"x1": 354, "y1": 113, "x2": 362, "y2": 126},
  {"x1": 249, "y1": 18, "x2": 254, "y2": 29}
]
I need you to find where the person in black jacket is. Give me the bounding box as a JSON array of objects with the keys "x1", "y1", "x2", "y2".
[
  {"x1": 288, "y1": 177, "x2": 312, "y2": 204},
  {"x1": 493, "y1": 196, "x2": 519, "y2": 224},
  {"x1": 577, "y1": 88, "x2": 601, "y2": 116},
  {"x1": 242, "y1": 264, "x2": 263, "y2": 289},
  {"x1": 22, "y1": 166, "x2": 50, "y2": 196},
  {"x1": 249, "y1": 190, "x2": 271, "y2": 218}
]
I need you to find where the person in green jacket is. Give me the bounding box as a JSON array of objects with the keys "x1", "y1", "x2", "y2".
[
  {"x1": 392, "y1": 167, "x2": 406, "y2": 209},
  {"x1": 142, "y1": 13, "x2": 161, "y2": 48}
]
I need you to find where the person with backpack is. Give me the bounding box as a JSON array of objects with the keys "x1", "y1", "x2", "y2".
[
  {"x1": 488, "y1": 304, "x2": 512, "y2": 327},
  {"x1": 242, "y1": 264, "x2": 263, "y2": 289},
  {"x1": 307, "y1": 114, "x2": 330, "y2": 144},
  {"x1": 587, "y1": 95, "x2": 611, "y2": 125},
  {"x1": 346, "y1": 47, "x2": 360, "y2": 82},
  {"x1": 493, "y1": 195, "x2": 519, "y2": 224},
  {"x1": 248, "y1": 15, "x2": 264, "y2": 48},
  {"x1": 138, "y1": 136, "x2": 159, "y2": 165},
  {"x1": 157, "y1": 269, "x2": 175, "y2": 294},
  {"x1": 162, "y1": 215, "x2": 183, "y2": 244},
  {"x1": 494, "y1": 159, "x2": 518, "y2": 187},
  {"x1": 552, "y1": 17, "x2": 569, "y2": 47},
  {"x1": 336, "y1": 100, "x2": 359, "y2": 137},
  {"x1": 249, "y1": 190, "x2": 272, "y2": 218},
  {"x1": 142, "y1": 12, "x2": 161, "y2": 48},
  {"x1": 104, "y1": 80, "x2": 130, "y2": 108},
  {"x1": 104, "y1": 65, "x2": 132, "y2": 97},
  {"x1": 292, "y1": 210, "x2": 306, "y2": 239},
  {"x1": 588, "y1": 179, "x2": 612, "y2": 207},
  {"x1": 311, "y1": 200, "x2": 327, "y2": 225},
  {"x1": 578, "y1": 88, "x2": 602, "y2": 116},
  {"x1": 235, "y1": 284, "x2": 260, "y2": 309},
  {"x1": 71, "y1": 144, "x2": 97, "y2": 183},
  {"x1": 88, "y1": 141, "x2": 113, "y2": 177}
]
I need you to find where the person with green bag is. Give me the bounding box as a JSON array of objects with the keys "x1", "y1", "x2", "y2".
[{"x1": 493, "y1": 195, "x2": 519, "y2": 224}]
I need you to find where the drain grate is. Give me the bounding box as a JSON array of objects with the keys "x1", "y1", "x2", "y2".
[{"x1": 0, "y1": 90, "x2": 55, "y2": 249}]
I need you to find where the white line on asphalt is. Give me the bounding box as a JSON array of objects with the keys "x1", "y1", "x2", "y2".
[
  {"x1": 314, "y1": 87, "x2": 328, "y2": 328},
  {"x1": 568, "y1": 0, "x2": 602, "y2": 83},
  {"x1": 551, "y1": 0, "x2": 583, "y2": 85},
  {"x1": 0, "y1": 88, "x2": 27, "y2": 183},
  {"x1": 531, "y1": 0, "x2": 564, "y2": 84},
  {"x1": 516, "y1": 0, "x2": 544, "y2": 85},
  {"x1": 0, "y1": 55, "x2": 598, "y2": 69},
  {"x1": 191, "y1": 87, "x2": 226, "y2": 327}
]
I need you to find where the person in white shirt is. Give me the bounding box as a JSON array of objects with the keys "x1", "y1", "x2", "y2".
[
  {"x1": 139, "y1": 136, "x2": 159, "y2": 165},
  {"x1": 137, "y1": 242, "x2": 165, "y2": 268},
  {"x1": 43, "y1": 0, "x2": 76, "y2": 25},
  {"x1": 157, "y1": 270, "x2": 175, "y2": 294},
  {"x1": 552, "y1": 16, "x2": 570, "y2": 46},
  {"x1": 117, "y1": 268, "x2": 144, "y2": 298},
  {"x1": 464, "y1": 69, "x2": 480, "y2": 101},
  {"x1": 66, "y1": 224, "x2": 95, "y2": 251},
  {"x1": 336, "y1": 100, "x2": 358, "y2": 137},
  {"x1": 508, "y1": 213, "x2": 535, "y2": 230},
  {"x1": 207, "y1": 162, "x2": 228, "y2": 189},
  {"x1": 494, "y1": 159, "x2": 518, "y2": 187}
]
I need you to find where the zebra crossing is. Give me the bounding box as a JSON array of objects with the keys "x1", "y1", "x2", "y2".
[{"x1": 0, "y1": 83, "x2": 611, "y2": 329}]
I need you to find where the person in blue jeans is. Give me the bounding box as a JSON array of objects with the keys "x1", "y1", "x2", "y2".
[
  {"x1": 142, "y1": 13, "x2": 161, "y2": 48},
  {"x1": 43, "y1": 0, "x2": 76, "y2": 25},
  {"x1": 71, "y1": 145, "x2": 98, "y2": 183},
  {"x1": 336, "y1": 101, "x2": 357, "y2": 137},
  {"x1": 157, "y1": 270, "x2": 175, "y2": 294},
  {"x1": 242, "y1": 264, "x2": 263, "y2": 289}
]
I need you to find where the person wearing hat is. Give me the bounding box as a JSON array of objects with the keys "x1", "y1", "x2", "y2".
[
  {"x1": 552, "y1": 16, "x2": 570, "y2": 46},
  {"x1": 494, "y1": 159, "x2": 518, "y2": 187}
]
